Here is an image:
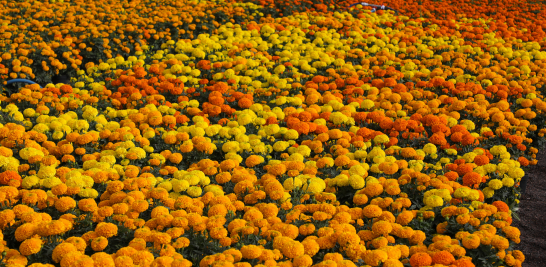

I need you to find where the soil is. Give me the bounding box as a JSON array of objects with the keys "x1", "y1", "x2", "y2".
[{"x1": 512, "y1": 147, "x2": 546, "y2": 267}]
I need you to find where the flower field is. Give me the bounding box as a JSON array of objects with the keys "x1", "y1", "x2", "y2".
[{"x1": 1, "y1": 0, "x2": 546, "y2": 266}]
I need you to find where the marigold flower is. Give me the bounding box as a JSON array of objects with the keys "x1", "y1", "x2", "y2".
[
  {"x1": 245, "y1": 155, "x2": 263, "y2": 168},
  {"x1": 424, "y1": 195, "x2": 444, "y2": 208},
  {"x1": 409, "y1": 230, "x2": 426, "y2": 245},
  {"x1": 15, "y1": 220, "x2": 37, "y2": 240},
  {"x1": 62, "y1": 237, "x2": 86, "y2": 253},
  {"x1": 0, "y1": 170, "x2": 21, "y2": 185},
  {"x1": 502, "y1": 226, "x2": 520, "y2": 240},
  {"x1": 353, "y1": 194, "x2": 368, "y2": 205},
  {"x1": 363, "y1": 205, "x2": 383, "y2": 218},
  {"x1": 372, "y1": 221, "x2": 392, "y2": 236},
  {"x1": 379, "y1": 162, "x2": 399, "y2": 175},
  {"x1": 491, "y1": 235, "x2": 509, "y2": 250},
  {"x1": 462, "y1": 234, "x2": 481, "y2": 249},
  {"x1": 240, "y1": 245, "x2": 262, "y2": 259},
  {"x1": 292, "y1": 254, "x2": 312, "y2": 267},
  {"x1": 55, "y1": 197, "x2": 77, "y2": 213},
  {"x1": 114, "y1": 255, "x2": 134, "y2": 267},
  {"x1": 462, "y1": 172, "x2": 481, "y2": 186},
  {"x1": 95, "y1": 222, "x2": 118, "y2": 238},
  {"x1": 52, "y1": 242, "x2": 77, "y2": 263},
  {"x1": 364, "y1": 249, "x2": 388, "y2": 266},
  {"x1": 409, "y1": 252, "x2": 432, "y2": 267},
  {"x1": 89, "y1": 252, "x2": 114, "y2": 266},
  {"x1": 19, "y1": 238, "x2": 42, "y2": 256},
  {"x1": 431, "y1": 250, "x2": 455, "y2": 265},
  {"x1": 492, "y1": 201, "x2": 509, "y2": 212},
  {"x1": 152, "y1": 232, "x2": 172, "y2": 245}
]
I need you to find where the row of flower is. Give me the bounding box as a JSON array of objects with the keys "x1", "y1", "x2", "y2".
[
  {"x1": 2, "y1": 0, "x2": 545, "y2": 88},
  {"x1": 1, "y1": 0, "x2": 545, "y2": 266}
]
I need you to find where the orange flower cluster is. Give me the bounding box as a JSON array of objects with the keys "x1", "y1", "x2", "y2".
[{"x1": 0, "y1": 0, "x2": 543, "y2": 266}]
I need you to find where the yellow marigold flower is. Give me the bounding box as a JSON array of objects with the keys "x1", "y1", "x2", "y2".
[
  {"x1": 361, "y1": 99, "x2": 375, "y2": 109},
  {"x1": 330, "y1": 112, "x2": 348, "y2": 125},
  {"x1": 348, "y1": 175, "x2": 365, "y2": 189},
  {"x1": 508, "y1": 168, "x2": 524, "y2": 179},
  {"x1": 187, "y1": 186, "x2": 203, "y2": 197},
  {"x1": 37, "y1": 165, "x2": 56, "y2": 179},
  {"x1": 488, "y1": 179, "x2": 503, "y2": 190},
  {"x1": 424, "y1": 195, "x2": 443, "y2": 208},
  {"x1": 454, "y1": 187, "x2": 471, "y2": 198},
  {"x1": 502, "y1": 177, "x2": 515, "y2": 187},
  {"x1": 373, "y1": 134, "x2": 390, "y2": 144},
  {"x1": 306, "y1": 178, "x2": 325, "y2": 193},
  {"x1": 22, "y1": 176, "x2": 40, "y2": 189},
  {"x1": 284, "y1": 129, "x2": 299, "y2": 140}
]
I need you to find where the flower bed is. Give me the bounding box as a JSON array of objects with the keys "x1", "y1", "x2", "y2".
[{"x1": 0, "y1": 0, "x2": 545, "y2": 266}]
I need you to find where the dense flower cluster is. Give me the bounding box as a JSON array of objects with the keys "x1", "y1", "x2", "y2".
[{"x1": 0, "y1": 0, "x2": 544, "y2": 266}]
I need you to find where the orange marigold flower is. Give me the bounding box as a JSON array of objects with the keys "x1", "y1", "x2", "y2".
[
  {"x1": 492, "y1": 201, "x2": 509, "y2": 212},
  {"x1": 0, "y1": 170, "x2": 21, "y2": 185},
  {"x1": 114, "y1": 255, "x2": 133, "y2": 266},
  {"x1": 240, "y1": 245, "x2": 262, "y2": 259},
  {"x1": 95, "y1": 222, "x2": 118, "y2": 238},
  {"x1": 19, "y1": 237, "x2": 42, "y2": 256},
  {"x1": 400, "y1": 147, "x2": 417, "y2": 158},
  {"x1": 491, "y1": 235, "x2": 509, "y2": 250},
  {"x1": 328, "y1": 129, "x2": 343, "y2": 139},
  {"x1": 362, "y1": 205, "x2": 382, "y2": 218},
  {"x1": 78, "y1": 199, "x2": 98, "y2": 213},
  {"x1": 55, "y1": 197, "x2": 77, "y2": 213},
  {"x1": 452, "y1": 258, "x2": 475, "y2": 267},
  {"x1": 409, "y1": 230, "x2": 426, "y2": 245},
  {"x1": 245, "y1": 155, "x2": 263, "y2": 168},
  {"x1": 52, "y1": 242, "x2": 77, "y2": 263},
  {"x1": 456, "y1": 163, "x2": 474, "y2": 176},
  {"x1": 334, "y1": 155, "x2": 351, "y2": 167},
  {"x1": 379, "y1": 162, "x2": 399, "y2": 175},
  {"x1": 372, "y1": 220, "x2": 392, "y2": 236},
  {"x1": 444, "y1": 171, "x2": 459, "y2": 181},
  {"x1": 462, "y1": 172, "x2": 481, "y2": 186},
  {"x1": 410, "y1": 252, "x2": 432, "y2": 267},
  {"x1": 364, "y1": 249, "x2": 388, "y2": 266},
  {"x1": 432, "y1": 250, "x2": 455, "y2": 265},
  {"x1": 396, "y1": 210, "x2": 414, "y2": 226},
  {"x1": 238, "y1": 98, "x2": 253, "y2": 109},
  {"x1": 462, "y1": 234, "x2": 481, "y2": 249},
  {"x1": 293, "y1": 254, "x2": 313, "y2": 267}
]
